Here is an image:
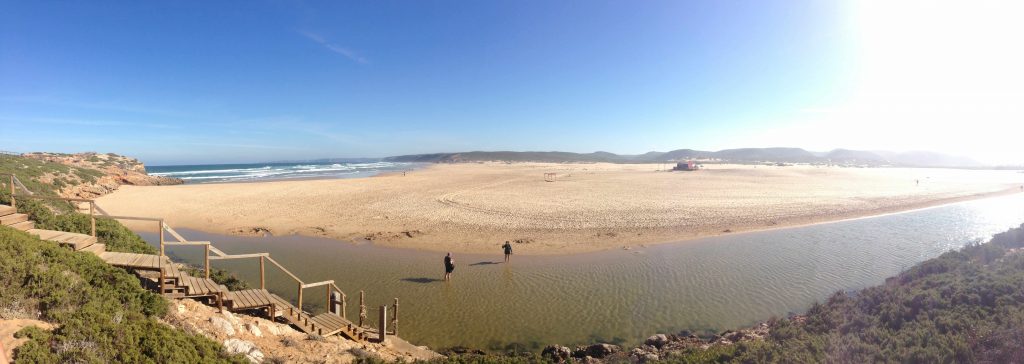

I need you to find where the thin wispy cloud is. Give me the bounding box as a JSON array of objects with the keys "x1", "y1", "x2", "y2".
[{"x1": 298, "y1": 30, "x2": 369, "y2": 64}]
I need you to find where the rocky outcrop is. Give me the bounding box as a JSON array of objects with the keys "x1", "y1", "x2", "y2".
[
  {"x1": 20, "y1": 152, "x2": 181, "y2": 199},
  {"x1": 537, "y1": 322, "x2": 775, "y2": 363},
  {"x1": 163, "y1": 298, "x2": 440, "y2": 363},
  {"x1": 223, "y1": 338, "x2": 264, "y2": 363},
  {"x1": 572, "y1": 343, "x2": 621, "y2": 359},
  {"x1": 541, "y1": 345, "x2": 572, "y2": 362}
]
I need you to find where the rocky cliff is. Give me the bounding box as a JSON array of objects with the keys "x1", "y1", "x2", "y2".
[{"x1": 19, "y1": 152, "x2": 181, "y2": 198}]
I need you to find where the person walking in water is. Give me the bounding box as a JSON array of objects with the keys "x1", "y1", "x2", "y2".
[
  {"x1": 502, "y1": 241, "x2": 513, "y2": 263},
  {"x1": 443, "y1": 253, "x2": 455, "y2": 281}
]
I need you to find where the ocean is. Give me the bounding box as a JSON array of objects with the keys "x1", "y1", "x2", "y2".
[{"x1": 148, "y1": 161, "x2": 415, "y2": 183}]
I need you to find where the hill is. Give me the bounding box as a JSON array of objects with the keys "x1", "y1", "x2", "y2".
[
  {"x1": 1, "y1": 152, "x2": 181, "y2": 199},
  {"x1": 383, "y1": 148, "x2": 984, "y2": 167}
]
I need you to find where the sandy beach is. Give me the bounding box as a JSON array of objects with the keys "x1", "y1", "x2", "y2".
[{"x1": 95, "y1": 163, "x2": 1024, "y2": 254}]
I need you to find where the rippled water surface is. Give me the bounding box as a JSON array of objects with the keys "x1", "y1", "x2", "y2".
[{"x1": 140, "y1": 194, "x2": 1024, "y2": 350}]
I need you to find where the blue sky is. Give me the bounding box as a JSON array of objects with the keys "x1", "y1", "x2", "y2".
[{"x1": 2, "y1": 1, "x2": 1022, "y2": 165}]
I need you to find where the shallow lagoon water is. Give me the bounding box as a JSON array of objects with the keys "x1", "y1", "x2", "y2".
[{"x1": 140, "y1": 194, "x2": 1024, "y2": 350}]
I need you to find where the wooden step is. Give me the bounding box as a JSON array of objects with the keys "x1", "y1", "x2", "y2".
[
  {"x1": 27, "y1": 229, "x2": 98, "y2": 251},
  {"x1": 0, "y1": 204, "x2": 14, "y2": 217},
  {"x1": 0, "y1": 213, "x2": 28, "y2": 226},
  {"x1": 80, "y1": 243, "x2": 106, "y2": 255},
  {"x1": 8, "y1": 220, "x2": 34, "y2": 231}
]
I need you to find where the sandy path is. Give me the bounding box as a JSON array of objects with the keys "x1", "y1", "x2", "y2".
[
  {"x1": 95, "y1": 163, "x2": 1024, "y2": 254},
  {"x1": 0, "y1": 319, "x2": 54, "y2": 362}
]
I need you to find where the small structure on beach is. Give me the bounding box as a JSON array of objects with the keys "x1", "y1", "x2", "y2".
[
  {"x1": 673, "y1": 161, "x2": 699, "y2": 171},
  {"x1": 544, "y1": 173, "x2": 557, "y2": 182}
]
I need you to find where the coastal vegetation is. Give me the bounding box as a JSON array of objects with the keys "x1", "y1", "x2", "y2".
[
  {"x1": 0, "y1": 152, "x2": 180, "y2": 202},
  {"x1": 0, "y1": 226, "x2": 243, "y2": 363},
  {"x1": 0, "y1": 154, "x2": 95, "y2": 198}
]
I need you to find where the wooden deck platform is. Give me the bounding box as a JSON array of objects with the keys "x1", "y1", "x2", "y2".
[
  {"x1": 27, "y1": 229, "x2": 98, "y2": 251},
  {"x1": 180, "y1": 274, "x2": 222, "y2": 297},
  {"x1": 226, "y1": 289, "x2": 274, "y2": 311},
  {"x1": 99, "y1": 251, "x2": 165, "y2": 270},
  {"x1": 0, "y1": 205, "x2": 34, "y2": 231}
]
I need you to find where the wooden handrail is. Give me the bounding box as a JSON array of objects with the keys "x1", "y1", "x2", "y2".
[
  {"x1": 162, "y1": 241, "x2": 211, "y2": 246},
  {"x1": 301, "y1": 280, "x2": 334, "y2": 289},
  {"x1": 264, "y1": 256, "x2": 304, "y2": 285},
  {"x1": 163, "y1": 223, "x2": 189, "y2": 243},
  {"x1": 208, "y1": 253, "x2": 269, "y2": 260},
  {"x1": 15, "y1": 195, "x2": 90, "y2": 203},
  {"x1": 2, "y1": 173, "x2": 33, "y2": 196},
  {"x1": 98, "y1": 214, "x2": 163, "y2": 222}
]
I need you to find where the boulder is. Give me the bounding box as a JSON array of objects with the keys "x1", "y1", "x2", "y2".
[
  {"x1": 541, "y1": 345, "x2": 572, "y2": 362},
  {"x1": 645, "y1": 334, "x2": 670, "y2": 348},
  {"x1": 245, "y1": 323, "x2": 262, "y2": 337},
  {"x1": 260, "y1": 321, "x2": 281, "y2": 336},
  {"x1": 222, "y1": 310, "x2": 240, "y2": 325},
  {"x1": 223, "y1": 339, "x2": 264, "y2": 363},
  {"x1": 572, "y1": 343, "x2": 621, "y2": 359},
  {"x1": 209, "y1": 316, "x2": 235, "y2": 336}
]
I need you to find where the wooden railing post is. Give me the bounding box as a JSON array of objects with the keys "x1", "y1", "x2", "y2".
[
  {"x1": 297, "y1": 284, "x2": 303, "y2": 314},
  {"x1": 341, "y1": 291, "x2": 347, "y2": 319},
  {"x1": 392, "y1": 298, "x2": 398, "y2": 335},
  {"x1": 89, "y1": 202, "x2": 96, "y2": 237},
  {"x1": 378, "y1": 305, "x2": 387, "y2": 342},
  {"x1": 204, "y1": 244, "x2": 210, "y2": 279},
  {"x1": 329, "y1": 291, "x2": 337, "y2": 315},
  {"x1": 359, "y1": 290, "x2": 366, "y2": 327},
  {"x1": 158, "y1": 220, "x2": 165, "y2": 257},
  {"x1": 9, "y1": 175, "x2": 15, "y2": 209},
  {"x1": 259, "y1": 256, "x2": 265, "y2": 289}
]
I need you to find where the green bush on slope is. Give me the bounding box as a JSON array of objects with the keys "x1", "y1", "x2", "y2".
[
  {"x1": 652, "y1": 224, "x2": 1024, "y2": 363},
  {"x1": 0, "y1": 193, "x2": 156, "y2": 254},
  {"x1": 0, "y1": 226, "x2": 244, "y2": 363}
]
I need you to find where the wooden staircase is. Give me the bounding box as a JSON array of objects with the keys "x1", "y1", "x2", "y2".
[
  {"x1": 1, "y1": 204, "x2": 99, "y2": 251},
  {"x1": 1, "y1": 202, "x2": 378, "y2": 344}
]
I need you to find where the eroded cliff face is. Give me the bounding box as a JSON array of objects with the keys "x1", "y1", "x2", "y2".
[{"x1": 21, "y1": 152, "x2": 181, "y2": 199}]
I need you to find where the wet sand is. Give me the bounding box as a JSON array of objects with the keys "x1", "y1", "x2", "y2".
[{"x1": 95, "y1": 163, "x2": 1024, "y2": 254}]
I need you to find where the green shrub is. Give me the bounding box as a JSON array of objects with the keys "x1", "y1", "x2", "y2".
[
  {"x1": 0, "y1": 226, "x2": 245, "y2": 363},
  {"x1": 10, "y1": 197, "x2": 155, "y2": 254}
]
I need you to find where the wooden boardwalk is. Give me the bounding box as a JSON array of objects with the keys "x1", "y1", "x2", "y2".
[
  {"x1": 100, "y1": 251, "x2": 165, "y2": 270},
  {"x1": 1, "y1": 202, "x2": 381, "y2": 344}
]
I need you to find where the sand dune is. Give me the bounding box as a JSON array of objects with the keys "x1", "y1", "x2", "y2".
[{"x1": 95, "y1": 163, "x2": 1024, "y2": 254}]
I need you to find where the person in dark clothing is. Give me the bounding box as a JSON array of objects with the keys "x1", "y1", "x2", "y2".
[
  {"x1": 443, "y1": 253, "x2": 455, "y2": 281},
  {"x1": 502, "y1": 241, "x2": 513, "y2": 263}
]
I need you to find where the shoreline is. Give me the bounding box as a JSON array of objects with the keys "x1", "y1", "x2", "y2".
[
  {"x1": 95, "y1": 163, "x2": 1024, "y2": 255},
  {"x1": 125, "y1": 188, "x2": 1022, "y2": 257}
]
